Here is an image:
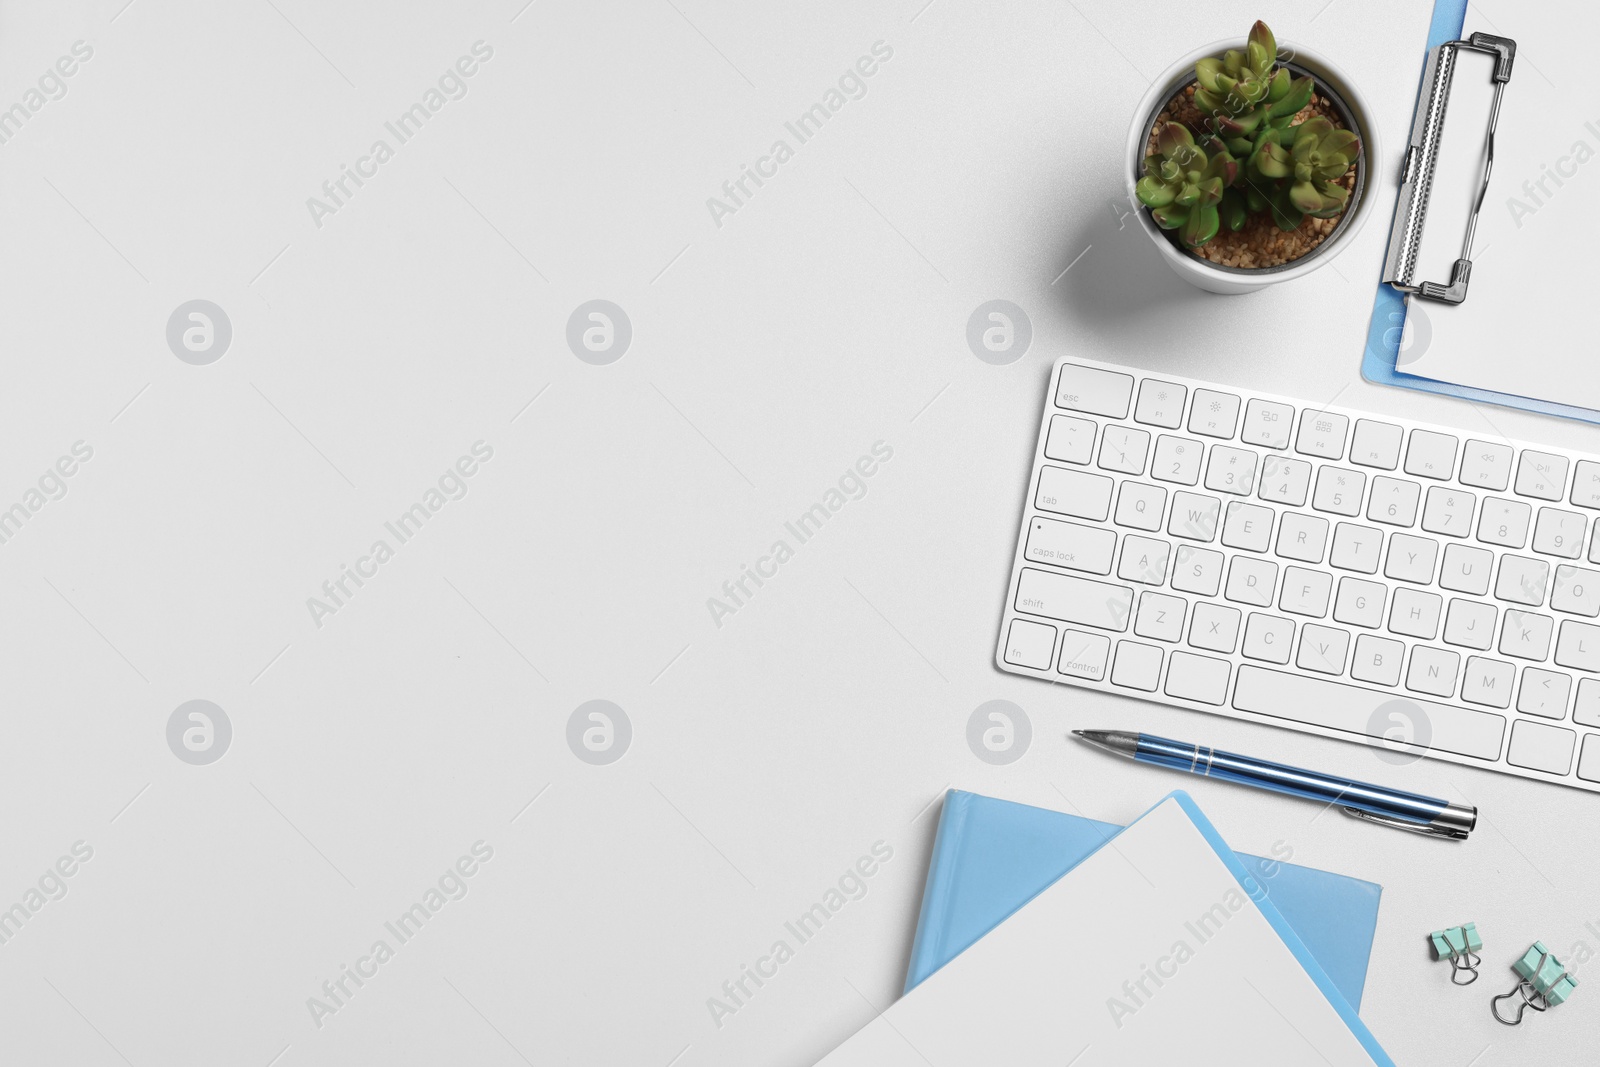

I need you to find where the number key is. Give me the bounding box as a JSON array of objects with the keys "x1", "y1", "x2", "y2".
[
  {"x1": 1478, "y1": 497, "x2": 1533, "y2": 548},
  {"x1": 1098, "y1": 425, "x2": 1151, "y2": 475},
  {"x1": 1533, "y1": 508, "x2": 1586, "y2": 559},
  {"x1": 1421, "y1": 486, "x2": 1476, "y2": 538},
  {"x1": 1258, "y1": 455, "x2": 1312, "y2": 507},
  {"x1": 1151, "y1": 435, "x2": 1202, "y2": 486},
  {"x1": 1204, "y1": 445, "x2": 1259, "y2": 496},
  {"x1": 1367, "y1": 476, "x2": 1420, "y2": 526},
  {"x1": 1312, "y1": 466, "x2": 1366, "y2": 516}
]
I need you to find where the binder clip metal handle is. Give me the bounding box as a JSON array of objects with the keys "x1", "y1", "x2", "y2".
[
  {"x1": 1430, "y1": 923, "x2": 1482, "y2": 986},
  {"x1": 1491, "y1": 942, "x2": 1578, "y2": 1025},
  {"x1": 1382, "y1": 33, "x2": 1517, "y2": 307}
]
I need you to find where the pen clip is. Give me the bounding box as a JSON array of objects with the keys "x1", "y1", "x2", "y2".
[{"x1": 1341, "y1": 806, "x2": 1469, "y2": 840}]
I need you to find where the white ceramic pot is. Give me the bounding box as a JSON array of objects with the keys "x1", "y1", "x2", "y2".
[{"x1": 1125, "y1": 39, "x2": 1380, "y2": 295}]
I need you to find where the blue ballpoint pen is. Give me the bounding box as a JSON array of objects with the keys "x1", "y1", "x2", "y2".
[{"x1": 1073, "y1": 730, "x2": 1477, "y2": 840}]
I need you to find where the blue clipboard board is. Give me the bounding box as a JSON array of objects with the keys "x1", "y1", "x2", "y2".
[{"x1": 1361, "y1": 0, "x2": 1600, "y2": 426}]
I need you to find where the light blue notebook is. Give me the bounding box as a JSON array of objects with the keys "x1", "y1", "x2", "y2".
[{"x1": 905, "y1": 790, "x2": 1383, "y2": 1010}]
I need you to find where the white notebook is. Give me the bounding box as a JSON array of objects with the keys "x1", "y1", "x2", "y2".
[
  {"x1": 1398, "y1": 5, "x2": 1600, "y2": 410},
  {"x1": 815, "y1": 794, "x2": 1391, "y2": 1066}
]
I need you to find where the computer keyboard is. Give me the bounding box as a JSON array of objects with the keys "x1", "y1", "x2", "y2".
[{"x1": 996, "y1": 357, "x2": 1600, "y2": 792}]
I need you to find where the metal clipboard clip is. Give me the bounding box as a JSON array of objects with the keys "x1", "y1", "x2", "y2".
[{"x1": 1382, "y1": 33, "x2": 1517, "y2": 305}]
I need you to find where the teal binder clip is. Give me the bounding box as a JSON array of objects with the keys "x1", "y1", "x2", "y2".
[
  {"x1": 1491, "y1": 942, "x2": 1578, "y2": 1025},
  {"x1": 1429, "y1": 922, "x2": 1482, "y2": 985}
]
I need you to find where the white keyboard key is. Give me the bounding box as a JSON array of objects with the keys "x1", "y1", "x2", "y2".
[
  {"x1": 1133, "y1": 379, "x2": 1186, "y2": 429},
  {"x1": 1110, "y1": 640, "x2": 1162, "y2": 690},
  {"x1": 1312, "y1": 467, "x2": 1365, "y2": 516},
  {"x1": 1057, "y1": 364, "x2": 1133, "y2": 418},
  {"x1": 1516, "y1": 450, "x2": 1569, "y2": 501},
  {"x1": 1384, "y1": 532, "x2": 1439, "y2": 584},
  {"x1": 1389, "y1": 587, "x2": 1443, "y2": 640},
  {"x1": 1188, "y1": 389, "x2": 1241, "y2": 439},
  {"x1": 1241, "y1": 399, "x2": 1294, "y2": 449},
  {"x1": 1407, "y1": 645, "x2": 1460, "y2": 697},
  {"x1": 1164, "y1": 651, "x2": 1231, "y2": 705},
  {"x1": 1242, "y1": 613, "x2": 1294, "y2": 664},
  {"x1": 1151, "y1": 435, "x2": 1202, "y2": 485},
  {"x1": 1552, "y1": 565, "x2": 1600, "y2": 617},
  {"x1": 1189, "y1": 602, "x2": 1242, "y2": 653},
  {"x1": 1404, "y1": 429, "x2": 1458, "y2": 480},
  {"x1": 1225, "y1": 556, "x2": 1278, "y2": 607},
  {"x1": 1295, "y1": 409, "x2": 1348, "y2": 460},
  {"x1": 1134, "y1": 591, "x2": 1187, "y2": 642},
  {"x1": 1057, "y1": 629, "x2": 1112, "y2": 681},
  {"x1": 1171, "y1": 545, "x2": 1224, "y2": 597},
  {"x1": 1275, "y1": 512, "x2": 1330, "y2": 563},
  {"x1": 1003, "y1": 619, "x2": 1056, "y2": 669},
  {"x1": 1279, "y1": 567, "x2": 1333, "y2": 618},
  {"x1": 1532, "y1": 508, "x2": 1585, "y2": 558},
  {"x1": 1518, "y1": 668, "x2": 1571, "y2": 719},
  {"x1": 1329, "y1": 523, "x2": 1383, "y2": 573},
  {"x1": 1349, "y1": 419, "x2": 1404, "y2": 469},
  {"x1": 1555, "y1": 620, "x2": 1600, "y2": 671},
  {"x1": 1015, "y1": 568, "x2": 1133, "y2": 632},
  {"x1": 1420, "y1": 486, "x2": 1475, "y2": 537},
  {"x1": 1024, "y1": 516, "x2": 1118, "y2": 575},
  {"x1": 1098, "y1": 425, "x2": 1151, "y2": 476},
  {"x1": 1461, "y1": 657, "x2": 1515, "y2": 709},
  {"x1": 1351, "y1": 635, "x2": 1405, "y2": 686},
  {"x1": 1440, "y1": 543, "x2": 1494, "y2": 595},
  {"x1": 1572, "y1": 460, "x2": 1600, "y2": 509},
  {"x1": 1168, "y1": 491, "x2": 1221, "y2": 542},
  {"x1": 1477, "y1": 497, "x2": 1532, "y2": 548},
  {"x1": 1044, "y1": 414, "x2": 1097, "y2": 464},
  {"x1": 1257, "y1": 455, "x2": 1312, "y2": 506},
  {"x1": 1495, "y1": 555, "x2": 1550, "y2": 606},
  {"x1": 1333, "y1": 577, "x2": 1386, "y2": 629},
  {"x1": 1118, "y1": 535, "x2": 1171, "y2": 586},
  {"x1": 1037, "y1": 466, "x2": 1114, "y2": 521},
  {"x1": 1501, "y1": 610, "x2": 1554, "y2": 661},
  {"x1": 1296, "y1": 624, "x2": 1350, "y2": 675},
  {"x1": 1507, "y1": 720, "x2": 1576, "y2": 775},
  {"x1": 1367, "y1": 476, "x2": 1420, "y2": 526},
  {"x1": 1233, "y1": 665, "x2": 1505, "y2": 760},
  {"x1": 1576, "y1": 678, "x2": 1600, "y2": 727},
  {"x1": 1460, "y1": 440, "x2": 1513, "y2": 491},
  {"x1": 1443, "y1": 599, "x2": 1497, "y2": 649},
  {"x1": 1593, "y1": 520, "x2": 1600, "y2": 564},
  {"x1": 1114, "y1": 481, "x2": 1167, "y2": 532},
  {"x1": 1221, "y1": 501, "x2": 1274, "y2": 553},
  {"x1": 1205, "y1": 446, "x2": 1259, "y2": 496}
]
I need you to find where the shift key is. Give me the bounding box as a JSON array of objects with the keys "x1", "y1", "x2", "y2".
[{"x1": 1015, "y1": 567, "x2": 1133, "y2": 632}]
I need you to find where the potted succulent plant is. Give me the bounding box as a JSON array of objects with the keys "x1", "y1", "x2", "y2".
[{"x1": 1126, "y1": 21, "x2": 1378, "y2": 294}]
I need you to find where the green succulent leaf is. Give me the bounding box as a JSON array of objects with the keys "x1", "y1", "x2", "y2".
[
  {"x1": 1150, "y1": 204, "x2": 1189, "y2": 230},
  {"x1": 1181, "y1": 203, "x2": 1221, "y2": 247},
  {"x1": 1248, "y1": 21, "x2": 1276, "y2": 66},
  {"x1": 1265, "y1": 68, "x2": 1291, "y2": 104},
  {"x1": 1157, "y1": 122, "x2": 1196, "y2": 156},
  {"x1": 1196, "y1": 57, "x2": 1224, "y2": 92},
  {"x1": 1221, "y1": 188, "x2": 1248, "y2": 231},
  {"x1": 1253, "y1": 140, "x2": 1292, "y2": 179},
  {"x1": 1320, "y1": 129, "x2": 1360, "y2": 158},
  {"x1": 1136, "y1": 175, "x2": 1176, "y2": 208},
  {"x1": 1268, "y1": 76, "x2": 1314, "y2": 119}
]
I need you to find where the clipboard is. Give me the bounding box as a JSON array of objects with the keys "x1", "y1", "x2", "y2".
[{"x1": 1360, "y1": 0, "x2": 1600, "y2": 425}]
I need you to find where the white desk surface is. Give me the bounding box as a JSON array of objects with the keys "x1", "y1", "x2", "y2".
[{"x1": 2, "y1": 0, "x2": 1594, "y2": 1064}]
